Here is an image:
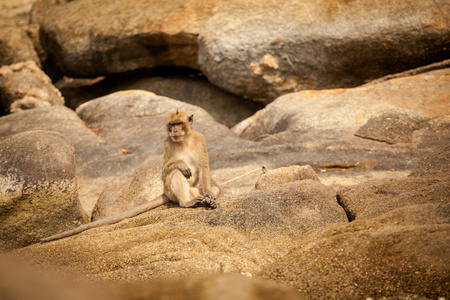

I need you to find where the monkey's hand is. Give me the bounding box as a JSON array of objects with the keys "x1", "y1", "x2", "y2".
[{"x1": 175, "y1": 161, "x2": 192, "y2": 179}]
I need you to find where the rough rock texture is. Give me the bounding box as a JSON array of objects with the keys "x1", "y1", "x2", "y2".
[
  {"x1": 7, "y1": 179, "x2": 346, "y2": 280},
  {"x1": 0, "y1": 25, "x2": 40, "y2": 68},
  {"x1": 232, "y1": 68, "x2": 450, "y2": 173},
  {"x1": 75, "y1": 90, "x2": 238, "y2": 163},
  {"x1": 336, "y1": 177, "x2": 449, "y2": 221},
  {"x1": 0, "y1": 0, "x2": 37, "y2": 28},
  {"x1": 0, "y1": 2, "x2": 448, "y2": 299},
  {"x1": 59, "y1": 72, "x2": 263, "y2": 128},
  {"x1": 355, "y1": 108, "x2": 431, "y2": 144},
  {"x1": 0, "y1": 131, "x2": 88, "y2": 252},
  {"x1": 0, "y1": 61, "x2": 64, "y2": 114},
  {"x1": 32, "y1": 0, "x2": 232, "y2": 77},
  {"x1": 198, "y1": 0, "x2": 450, "y2": 103},
  {"x1": 234, "y1": 69, "x2": 449, "y2": 140},
  {"x1": 91, "y1": 155, "x2": 163, "y2": 221},
  {"x1": 409, "y1": 145, "x2": 450, "y2": 178},
  {"x1": 0, "y1": 105, "x2": 127, "y2": 215},
  {"x1": 263, "y1": 221, "x2": 449, "y2": 299},
  {"x1": 337, "y1": 145, "x2": 450, "y2": 221},
  {"x1": 255, "y1": 165, "x2": 319, "y2": 189}
]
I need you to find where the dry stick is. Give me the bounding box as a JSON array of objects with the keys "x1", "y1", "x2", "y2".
[
  {"x1": 220, "y1": 166, "x2": 267, "y2": 186},
  {"x1": 40, "y1": 195, "x2": 170, "y2": 242}
]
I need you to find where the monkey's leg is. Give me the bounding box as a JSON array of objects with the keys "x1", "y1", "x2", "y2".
[
  {"x1": 167, "y1": 170, "x2": 202, "y2": 208},
  {"x1": 194, "y1": 187, "x2": 219, "y2": 209}
]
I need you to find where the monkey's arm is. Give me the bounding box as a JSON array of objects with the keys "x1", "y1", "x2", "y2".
[
  {"x1": 164, "y1": 160, "x2": 192, "y2": 179},
  {"x1": 162, "y1": 140, "x2": 191, "y2": 179},
  {"x1": 40, "y1": 194, "x2": 170, "y2": 243}
]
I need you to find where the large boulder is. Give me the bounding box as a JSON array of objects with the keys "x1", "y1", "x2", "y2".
[
  {"x1": 0, "y1": 24, "x2": 40, "y2": 68},
  {"x1": 6, "y1": 179, "x2": 346, "y2": 280},
  {"x1": 232, "y1": 68, "x2": 450, "y2": 173},
  {"x1": 0, "y1": 131, "x2": 88, "y2": 251},
  {"x1": 59, "y1": 72, "x2": 263, "y2": 128},
  {"x1": 198, "y1": 0, "x2": 450, "y2": 103},
  {"x1": 32, "y1": 0, "x2": 232, "y2": 78},
  {"x1": 263, "y1": 221, "x2": 450, "y2": 299},
  {"x1": 354, "y1": 107, "x2": 431, "y2": 144},
  {"x1": 336, "y1": 144, "x2": 450, "y2": 221},
  {"x1": 336, "y1": 176, "x2": 449, "y2": 221},
  {"x1": 75, "y1": 90, "x2": 238, "y2": 163},
  {"x1": 0, "y1": 61, "x2": 63, "y2": 114},
  {"x1": 0, "y1": 105, "x2": 128, "y2": 215},
  {"x1": 0, "y1": 0, "x2": 37, "y2": 28}
]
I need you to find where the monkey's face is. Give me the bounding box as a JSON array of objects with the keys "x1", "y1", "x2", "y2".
[
  {"x1": 168, "y1": 122, "x2": 188, "y2": 142},
  {"x1": 166, "y1": 111, "x2": 193, "y2": 143}
]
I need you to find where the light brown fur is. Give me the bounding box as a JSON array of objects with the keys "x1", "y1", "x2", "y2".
[{"x1": 162, "y1": 110, "x2": 219, "y2": 208}]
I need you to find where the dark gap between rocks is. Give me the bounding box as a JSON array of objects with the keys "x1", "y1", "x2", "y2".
[{"x1": 336, "y1": 193, "x2": 355, "y2": 222}]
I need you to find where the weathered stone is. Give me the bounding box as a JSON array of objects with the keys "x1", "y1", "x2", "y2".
[
  {"x1": 0, "y1": 105, "x2": 130, "y2": 215},
  {"x1": 5, "y1": 179, "x2": 346, "y2": 281},
  {"x1": 0, "y1": 25, "x2": 40, "y2": 68},
  {"x1": 0, "y1": 131, "x2": 88, "y2": 251},
  {"x1": 232, "y1": 69, "x2": 450, "y2": 174},
  {"x1": 198, "y1": 0, "x2": 450, "y2": 103},
  {"x1": 409, "y1": 145, "x2": 450, "y2": 178},
  {"x1": 336, "y1": 177, "x2": 449, "y2": 221},
  {"x1": 355, "y1": 108, "x2": 430, "y2": 144},
  {"x1": 0, "y1": 61, "x2": 63, "y2": 114},
  {"x1": 75, "y1": 90, "x2": 238, "y2": 163},
  {"x1": 32, "y1": 0, "x2": 232, "y2": 77},
  {"x1": 0, "y1": 0, "x2": 37, "y2": 28},
  {"x1": 91, "y1": 156, "x2": 163, "y2": 221},
  {"x1": 369, "y1": 203, "x2": 450, "y2": 226},
  {"x1": 263, "y1": 222, "x2": 450, "y2": 299},
  {"x1": 336, "y1": 145, "x2": 450, "y2": 221},
  {"x1": 255, "y1": 165, "x2": 319, "y2": 189},
  {"x1": 214, "y1": 180, "x2": 348, "y2": 237}
]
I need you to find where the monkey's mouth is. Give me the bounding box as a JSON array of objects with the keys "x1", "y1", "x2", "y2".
[{"x1": 170, "y1": 135, "x2": 184, "y2": 142}]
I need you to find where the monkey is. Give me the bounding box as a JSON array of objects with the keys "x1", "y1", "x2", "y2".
[
  {"x1": 162, "y1": 110, "x2": 219, "y2": 209},
  {"x1": 40, "y1": 110, "x2": 220, "y2": 243}
]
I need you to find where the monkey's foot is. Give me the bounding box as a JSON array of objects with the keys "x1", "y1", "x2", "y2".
[{"x1": 194, "y1": 195, "x2": 217, "y2": 209}]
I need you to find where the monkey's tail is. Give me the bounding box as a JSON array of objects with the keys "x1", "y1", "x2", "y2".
[{"x1": 40, "y1": 194, "x2": 170, "y2": 243}]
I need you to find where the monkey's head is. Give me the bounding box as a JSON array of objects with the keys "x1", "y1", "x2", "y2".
[{"x1": 166, "y1": 110, "x2": 193, "y2": 143}]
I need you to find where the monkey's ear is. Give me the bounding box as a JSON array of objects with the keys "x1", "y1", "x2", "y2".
[{"x1": 189, "y1": 114, "x2": 194, "y2": 125}]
